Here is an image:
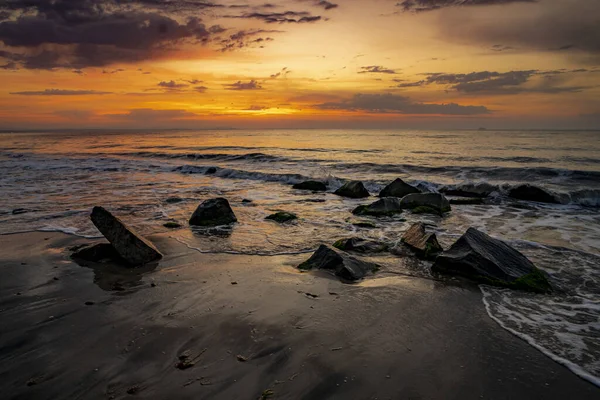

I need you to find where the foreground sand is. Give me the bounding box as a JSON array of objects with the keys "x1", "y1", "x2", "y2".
[{"x1": 0, "y1": 232, "x2": 598, "y2": 400}]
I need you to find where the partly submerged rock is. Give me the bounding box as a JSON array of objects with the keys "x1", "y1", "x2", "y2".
[
  {"x1": 350, "y1": 220, "x2": 377, "y2": 229},
  {"x1": 265, "y1": 211, "x2": 298, "y2": 223},
  {"x1": 11, "y1": 208, "x2": 29, "y2": 215},
  {"x1": 205, "y1": 167, "x2": 217, "y2": 175},
  {"x1": 401, "y1": 223, "x2": 442, "y2": 260},
  {"x1": 352, "y1": 197, "x2": 403, "y2": 217},
  {"x1": 432, "y1": 228, "x2": 551, "y2": 293},
  {"x1": 400, "y1": 193, "x2": 451, "y2": 215},
  {"x1": 292, "y1": 180, "x2": 328, "y2": 191},
  {"x1": 189, "y1": 198, "x2": 237, "y2": 227},
  {"x1": 298, "y1": 244, "x2": 379, "y2": 281},
  {"x1": 449, "y1": 198, "x2": 484, "y2": 205},
  {"x1": 90, "y1": 206, "x2": 162, "y2": 265},
  {"x1": 163, "y1": 221, "x2": 182, "y2": 229},
  {"x1": 71, "y1": 242, "x2": 124, "y2": 263},
  {"x1": 333, "y1": 237, "x2": 388, "y2": 253},
  {"x1": 508, "y1": 184, "x2": 559, "y2": 204},
  {"x1": 165, "y1": 197, "x2": 183, "y2": 204},
  {"x1": 334, "y1": 181, "x2": 370, "y2": 199},
  {"x1": 379, "y1": 178, "x2": 420, "y2": 198},
  {"x1": 441, "y1": 183, "x2": 495, "y2": 198}
]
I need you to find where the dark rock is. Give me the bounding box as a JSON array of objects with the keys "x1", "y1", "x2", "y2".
[
  {"x1": 90, "y1": 207, "x2": 162, "y2": 266},
  {"x1": 189, "y1": 198, "x2": 237, "y2": 227},
  {"x1": 401, "y1": 223, "x2": 442, "y2": 259},
  {"x1": 449, "y1": 198, "x2": 484, "y2": 205},
  {"x1": 292, "y1": 180, "x2": 328, "y2": 191},
  {"x1": 298, "y1": 244, "x2": 379, "y2": 281},
  {"x1": 333, "y1": 238, "x2": 388, "y2": 253},
  {"x1": 432, "y1": 228, "x2": 551, "y2": 293},
  {"x1": 400, "y1": 193, "x2": 451, "y2": 215},
  {"x1": 440, "y1": 183, "x2": 495, "y2": 198},
  {"x1": 71, "y1": 242, "x2": 124, "y2": 263},
  {"x1": 508, "y1": 184, "x2": 559, "y2": 204},
  {"x1": 265, "y1": 211, "x2": 297, "y2": 223},
  {"x1": 11, "y1": 208, "x2": 29, "y2": 215},
  {"x1": 351, "y1": 220, "x2": 377, "y2": 228},
  {"x1": 163, "y1": 222, "x2": 182, "y2": 229},
  {"x1": 165, "y1": 197, "x2": 183, "y2": 204},
  {"x1": 334, "y1": 181, "x2": 370, "y2": 199},
  {"x1": 205, "y1": 167, "x2": 217, "y2": 175},
  {"x1": 84, "y1": 301, "x2": 95, "y2": 306},
  {"x1": 379, "y1": 178, "x2": 420, "y2": 198},
  {"x1": 241, "y1": 199, "x2": 253, "y2": 203},
  {"x1": 352, "y1": 197, "x2": 402, "y2": 217}
]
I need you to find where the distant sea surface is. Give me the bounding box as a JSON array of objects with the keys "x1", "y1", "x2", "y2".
[{"x1": 1, "y1": 129, "x2": 599, "y2": 385}]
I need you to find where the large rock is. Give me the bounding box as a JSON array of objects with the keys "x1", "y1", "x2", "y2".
[
  {"x1": 400, "y1": 193, "x2": 451, "y2": 215},
  {"x1": 379, "y1": 178, "x2": 420, "y2": 198},
  {"x1": 333, "y1": 237, "x2": 388, "y2": 253},
  {"x1": 189, "y1": 198, "x2": 237, "y2": 227},
  {"x1": 292, "y1": 180, "x2": 327, "y2": 191},
  {"x1": 334, "y1": 181, "x2": 370, "y2": 199},
  {"x1": 401, "y1": 223, "x2": 442, "y2": 260},
  {"x1": 432, "y1": 228, "x2": 551, "y2": 293},
  {"x1": 71, "y1": 242, "x2": 123, "y2": 263},
  {"x1": 298, "y1": 245, "x2": 379, "y2": 281},
  {"x1": 90, "y1": 206, "x2": 162, "y2": 266},
  {"x1": 352, "y1": 197, "x2": 403, "y2": 217},
  {"x1": 508, "y1": 184, "x2": 559, "y2": 204}
]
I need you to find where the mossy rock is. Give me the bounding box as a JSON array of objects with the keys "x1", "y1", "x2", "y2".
[
  {"x1": 265, "y1": 211, "x2": 298, "y2": 223},
  {"x1": 478, "y1": 268, "x2": 551, "y2": 294},
  {"x1": 163, "y1": 222, "x2": 182, "y2": 229}
]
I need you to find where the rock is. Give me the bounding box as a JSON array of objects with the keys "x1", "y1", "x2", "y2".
[
  {"x1": 71, "y1": 242, "x2": 124, "y2": 263},
  {"x1": 401, "y1": 223, "x2": 442, "y2": 260},
  {"x1": 351, "y1": 220, "x2": 377, "y2": 228},
  {"x1": 352, "y1": 197, "x2": 402, "y2": 217},
  {"x1": 379, "y1": 178, "x2": 420, "y2": 198},
  {"x1": 205, "y1": 167, "x2": 217, "y2": 174},
  {"x1": 90, "y1": 207, "x2": 162, "y2": 266},
  {"x1": 449, "y1": 198, "x2": 484, "y2": 205},
  {"x1": 241, "y1": 199, "x2": 253, "y2": 203},
  {"x1": 163, "y1": 222, "x2": 182, "y2": 229},
  {"x1": 298, "y1": 244, "x2": 379, "y2": 281},
  {"x1": 265, "y1": 211, "x2": 297, "y2": 223},
  {"x1": 165, "y1": 197, "x2": 183, "y2": 204},
  {"x1": 508, "y1": 184, "x2": 559, "y2": 204},
  {"x1": 400, "y1": 193, "x2": 451, "y2": 215},
  {"x1": 333, "y1": 237, "x2": 388, "y2": 253},
  {"x1": 189, "y1": 198, "x2": 237, "y2": 227},
  {"x1": 432, "y1": 228, "x2": 551, "y2": 293},
  {"x1": 292, "y1": 180, "x2": 328, "y2": 191},
  {"x1": 11, "y1": 208, "x2": 29, "y2": 215},
  {"x1": 334, "y1": 181, "x2": 370, "y2": 199},
  {"x1": 441, "y1": 183, "x2": 495, "y2": 198}
]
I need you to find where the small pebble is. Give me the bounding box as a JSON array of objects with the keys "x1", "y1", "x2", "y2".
[{"x1": 85, "y1": 301, "x2": 95, "y2": 306}]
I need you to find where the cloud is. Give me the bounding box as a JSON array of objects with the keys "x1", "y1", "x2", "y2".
[
  {"x1": 158, "y1": 80, "x2": 189, "y2": 89},
  {"x1": 106, "y1": 108, "x2": 198, "y2": 121},
  {"x1": 270, "y1": 67, "x2": 290, "y2": 79},
  {"x1": 399, "y1": 0, "x2": 536, "y2": 13},
  {"x1": 396, "y1": 70, "x2": 591, "y2": 94},
  {"x1": 194, "y1": 85, "x2": 208, "y2": 93},
  {"x1": 315, "y1": 93, "x2": 490, "y2": 115},
  {"x1": 10, "y1": 89, "x2": 112, "y2": 95},
  {"x1": 224, "y1": 80, "x2": 263, "y2": 90},
  {"x1": 226, "y1": 11, "x2": 322, "y2": 23},
  {"x1": 219, "y1": 29, "x2": 281, "y2": 51},
  {"x1": 295, "y1": 0, "x2": 338, "y2": 10},
  {"x1": 359, "y1": 66, "x2": 398, "y2": 74}
]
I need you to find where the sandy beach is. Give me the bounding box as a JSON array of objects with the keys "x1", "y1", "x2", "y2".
[{"x1": 1, "y1": 231, "x2": 597, "y2": 400}]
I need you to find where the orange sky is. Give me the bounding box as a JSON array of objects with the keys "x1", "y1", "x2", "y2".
[{"x1": 0, "y1": 0, "x2": 599, "y2": 129}]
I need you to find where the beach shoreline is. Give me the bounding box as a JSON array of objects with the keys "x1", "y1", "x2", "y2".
[{"x1": 0, "y1": 231, "x2": 597, "y2": 399}]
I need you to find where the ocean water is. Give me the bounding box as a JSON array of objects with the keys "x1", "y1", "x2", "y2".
[{"x1": 1, "y1": 129, "x2": 599, "y2": 385}]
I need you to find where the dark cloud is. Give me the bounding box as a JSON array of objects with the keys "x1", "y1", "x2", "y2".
[
  {"x1": 270, "y1": 67, "x2": 290, "y2": 79},
  {"x1": 295, "y1": 1, "x2": 338, "y2": 10},
  {"x1": 396, "y1": 70, "x2": 591, "y2": 94},
  {"x1": 158, "y1": 80, "x2": 189, "y2": 89},
  {"x1": 316, "y1": 93, "x2": 490, "y2": 115},
  {"x1": 246, "y1": 105, "x2": 268, "y2": 110},
  {"x1": 194, "y1": 85, "x2": 208, "y2": 93},
  {"x1": 226, "y1": 11, "x2": 321, "y2": 23},
  {"x1": 399, "y1": 0, "x2": 536, "y2": 13},
  {"x1": 219, "y1": 29, "x2": 280, "y2": 51},
  {"x1": 224, "y1": 80, "x2": 263, "y2": 90},
  {"x1": 10, "y1": 89, "x2": 112, "y2": 95},
  {"x1": 359, "y1": 66, "x2": 398, "y2": 74}
]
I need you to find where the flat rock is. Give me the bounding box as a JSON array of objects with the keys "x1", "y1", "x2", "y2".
[
  {"x1": 353, "y1": 197, "x2": 403, "y2": 217},
  {"x1": 292, "y1": 180, "x2": 328, "y2": 191},
  {"x1": 90, "y1": 206, "x2": 162, "y2": 266},
  {"x1": 333, "y1": 237, "x2": 388, "y2": 253},
  {"x1": 400, "y1": 193, "x2": 451, "y2": 215},
  {"x1": 189, "y1": 198, "x2": 237, "y2": 227},
  {"x1": 379, "y1": 178, "x2": 420, "y2": 198},
  {"x1": 165, "y1": 197, "x2": 183, "y2": 204},
  {"x1": 401, "y1": 223, "x2": 442, "y2": 259},
  {"x1": 298, "y1": 244, "x2": 379, "y2": 281},
  {"x1": 265, "y1": 211, "x2": 298, "y2": 223},
  {"x1": 432, "y1": 228, "x2": 551, "y2": 293},
  {"x1": 508, "y1": 184, "x2": 559, "y2": 204},
  {"x1": 334, "y1": 181, "x2": 370, "y2": 199}
]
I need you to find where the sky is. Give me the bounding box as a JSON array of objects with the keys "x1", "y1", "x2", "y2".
[{"x1": 0, "y1": 0, "x2": 599, "y2": 130}]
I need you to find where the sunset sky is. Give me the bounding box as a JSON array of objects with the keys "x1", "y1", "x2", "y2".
[{"x1": 0, "y1": 0, "x2": 599, "y2": 130}]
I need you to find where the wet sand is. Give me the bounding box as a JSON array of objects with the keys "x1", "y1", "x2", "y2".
[{"x1": 0, "y1": 231, "x2": 598, "y2": 400}]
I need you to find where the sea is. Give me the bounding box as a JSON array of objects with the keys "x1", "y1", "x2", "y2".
[{"x1": 1, "y1": 129, "x2": 599, "y2": 386}]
